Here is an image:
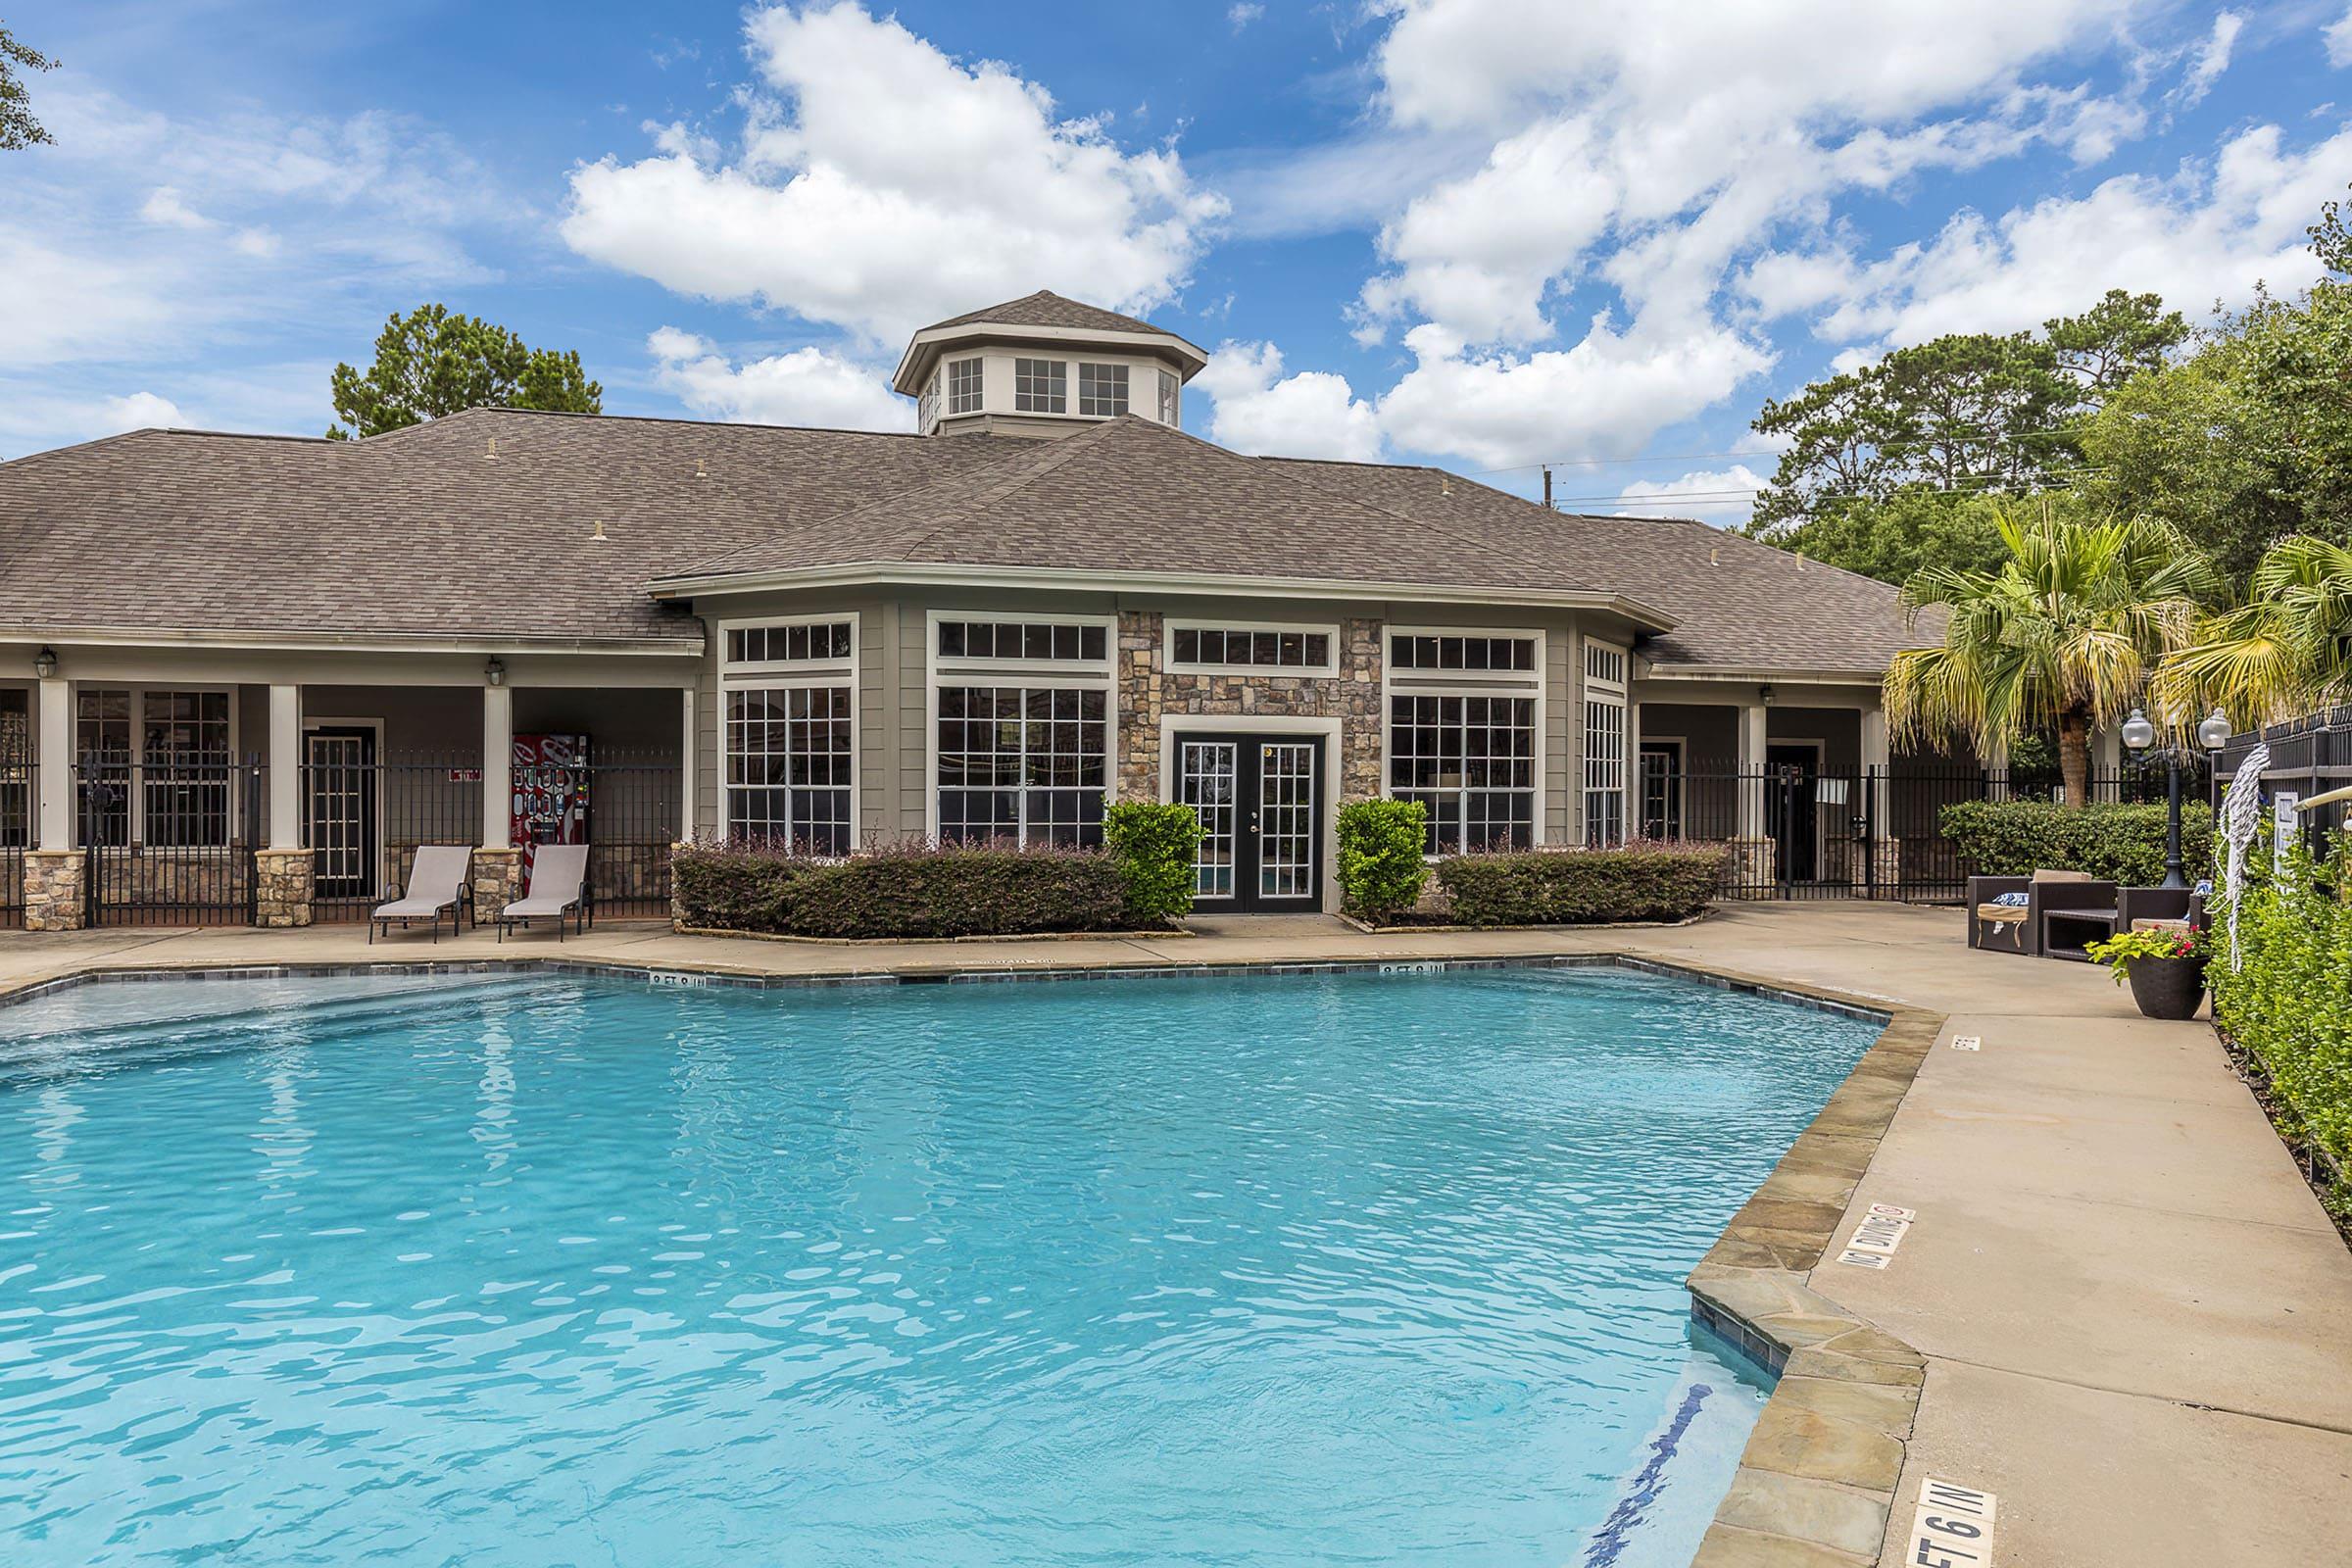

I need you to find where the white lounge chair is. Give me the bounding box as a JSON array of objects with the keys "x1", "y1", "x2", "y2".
[
  {"x1": 369, "y1": 845, "x2": 474, "y2": 944},
  {"x1": 496, "y1": 844, "x2": 590, "y2": 942}
]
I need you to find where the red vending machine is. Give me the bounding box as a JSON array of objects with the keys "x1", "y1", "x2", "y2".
[{"x1": 512, "y1": 734, "x2": 590, "y2": 873}]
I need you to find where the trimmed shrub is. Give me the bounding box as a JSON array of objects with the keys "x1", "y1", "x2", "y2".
[
  {"x1": 2212, "y1": 837, "x2": 2352, "y2": 1195},
  {"x1": 1337, "y1": 799, "x2": 1429, "y2": 921},
  {"x1": 1437, "y1": 843, "x2": 1726, "y2": 926},
  {"x1": 671, "y1": 841, "x2": 1131, "y2": 939},
  {"x1": 1102, "y1": 801, "x2": 1205, "y2": 924},
  {"x1": 1939, "y1": 799, "x2": 2214, "y2": 886}
]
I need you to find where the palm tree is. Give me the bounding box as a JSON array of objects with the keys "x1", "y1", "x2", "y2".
[
  {"x1": 1885, "y1": 508, "x2": 2218, "y2": 806},
  {"x1": 2158, "y1": 536, "x2": 2352, "y2": 726}
]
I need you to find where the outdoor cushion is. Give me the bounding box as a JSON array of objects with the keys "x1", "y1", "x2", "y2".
[
  {"x1": 2032, "y1": 868, "x2": 2093, "y2": 883},
  {"x1": 1990, "y1": 891, "x2": 2029, "y2": 906},
  {"x1": 2132, "y1": 917, "x2": 2193, "y2": 932},
  {"x1": 1976, "y1": 904, "x2": 2029, "y2": 923}
]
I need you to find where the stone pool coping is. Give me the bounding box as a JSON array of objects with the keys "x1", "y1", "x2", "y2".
[{"x1": 0, "y1": 941, "x2": 1935, "y2": 1567}]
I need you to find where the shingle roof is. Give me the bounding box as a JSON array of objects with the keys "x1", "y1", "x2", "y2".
[
  {"x1": 1260, "y1": 460, "x2": 1932, "y2": 674},
  {"x1": 916, "y1": 289, "x2": 1202, "y2": 354},
  {"x1": 0, "y1": 410, "x2": 1028, "y2": 644},
  {"x1": 668, "y1": 416, "x2": 1641, "y2": 605}
]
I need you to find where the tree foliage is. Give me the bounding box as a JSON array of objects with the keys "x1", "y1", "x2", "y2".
[
  {"x1": 1, "y1": 24, "x2": 58, "y2": 151},
  {"x1": 327, "y1": 305, "x2": 603, "y2": 439},
  {"x1": 1746, "y1": 290, "x2": 2186, "y2": 532},
  {"x1": 1885, "y1": 508, "x2": 2217, "y2": 806},
  {"x1": 2158, "y1": 536, "x2": 2352, "y2": 727}
]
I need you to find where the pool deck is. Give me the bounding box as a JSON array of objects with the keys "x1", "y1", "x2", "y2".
[{"x1": 3, "y1": 903, "x2": 2347, "y2": 1567}]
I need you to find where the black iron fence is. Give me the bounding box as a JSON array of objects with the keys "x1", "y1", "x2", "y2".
[
  {"x1": 74, "y1": 755, "x2": 265, "y2": 926},
  {"x1": 299, "y1": 748, "x2": 680, "y2": 924},
  {"x1": 1636, "y1": 759, "x2": 2214, "y2": 902},
  {"x1": 1, "y1": 731, "x2": 28, "y2": 929}
]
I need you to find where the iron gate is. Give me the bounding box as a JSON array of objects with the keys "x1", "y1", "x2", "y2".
[
  {"x1": 0, "y1": 728, "x2": 28, "y2": 928},
  {"x1": 1638, "y1": 760, "x2": 1991, "y2": 903}
]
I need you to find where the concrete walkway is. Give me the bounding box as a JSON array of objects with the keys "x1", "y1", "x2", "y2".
[{"x1": 3, "y1": 903, "x2": 2346, "y2": 1565}]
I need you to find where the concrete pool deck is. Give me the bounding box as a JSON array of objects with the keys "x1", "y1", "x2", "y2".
[{"x1": 3, "y1": 902, "x2": 2347, "y2": 1566}]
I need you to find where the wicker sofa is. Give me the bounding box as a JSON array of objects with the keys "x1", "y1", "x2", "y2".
[{"x1": 1967, "y1": 869, "x2": 2119, "y2": 958}]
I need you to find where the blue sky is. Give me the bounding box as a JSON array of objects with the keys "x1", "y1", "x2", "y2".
[{"x1": 5, "y1": 1, "x2": 2349, "y2": 518}]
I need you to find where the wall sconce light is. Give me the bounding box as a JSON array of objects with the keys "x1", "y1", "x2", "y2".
[
  {"x1": 485, "y1": 657, "x2": 507, "y2": 688},
  {"x1": 32, "y1": 647, "x2": 58, "y2": 679},
  {"x1": 1759, "y1": 683, "x2": 1776, "y2": 706}
]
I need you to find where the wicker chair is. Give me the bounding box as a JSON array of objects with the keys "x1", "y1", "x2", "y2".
[{"x1": 1967, "y1": 869, "x2": 2118, "y2": 958}]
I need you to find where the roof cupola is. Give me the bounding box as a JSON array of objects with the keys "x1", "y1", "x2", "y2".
[{"x1": 892, "y1": 289, "x2": 1208, "y2": 439}]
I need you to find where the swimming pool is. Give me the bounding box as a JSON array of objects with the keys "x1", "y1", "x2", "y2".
[{"x1": 0, "y1": 963, "x2": 1877, "y2": 1566}]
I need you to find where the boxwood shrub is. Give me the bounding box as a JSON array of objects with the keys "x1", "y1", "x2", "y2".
[
  {"x1": 1102, "y1": 801, "x2": 1205, "y2": 924},
  {"x1": 1336, "y1": 799, "x2": 1429, "y2": 922},
  {"x1": 1939, "y1": 799, "x2": 2213, "y2": 886},
  {"x1": 1436, "y1": 843, "x2": 1726, "y2": 926},
  {"x1": 672, "y1": 841, "x2": 1134, "y2": 939},
  {"x1": 2212, "y1": 837, "x2": 2352, "y2": 1200}
]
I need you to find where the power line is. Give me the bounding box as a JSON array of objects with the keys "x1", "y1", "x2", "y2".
[{"x1": 1471, "y1": 425, "x2": 2095, "y2": 478}]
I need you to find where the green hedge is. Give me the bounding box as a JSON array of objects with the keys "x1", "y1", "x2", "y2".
[
  {"x1": 672, "y1": 842, "x2": 1135, "y2": 939},
  {"x1": 2211, "y1": 838, "x2": 2352, "y2": 1193},
  {"x1": 1436, "y1": 844, "x2": 1726, "y2": 926},
  {"x1": 1102, "y1": 801, "x2": 1205, "y2": 924},
  {"x1": 1336, "y1": 799, "x2": 1429, "y2": 921},
  {"x1": 1939, "y1": 799, "x2": 2214, "y2": 886}
]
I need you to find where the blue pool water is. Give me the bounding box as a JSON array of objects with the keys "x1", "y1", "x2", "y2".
[{"x1": 0, "y1": 964, "x2": 1876, "y2": 1566}]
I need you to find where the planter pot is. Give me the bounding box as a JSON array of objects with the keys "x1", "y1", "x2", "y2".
[{"x1": 2127, "y1": 955, "x2": 2207, "y2": 1020}]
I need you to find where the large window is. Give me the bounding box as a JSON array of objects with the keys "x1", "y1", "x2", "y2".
[
  {"x1": 1583, "y1": 639, "x2": 1628, "y2": 847},
  {"x1": 75, "y1": 688, "x2": 231, "y2": 848},
  {"x1": 1078, "y1": 363, "x2": 1129, "y2": 416},
  {"x1": 1168, "y1": 624, "x2": 1335, "y2": 673},
  {"x1": 936, "y1": 686, "x2": 1107, "y2": 847},
  {"x1": 947, "y1": 357, "x2": 983, "y2": 416},
  {"x1": 1389, "y1": 693, "x2": 1536, "y2": 855},
  {"x1": 726, "y1": 687, "x2": 853, "y2": 853},
  {"x1": 1014, "y1": 358, "x2": 1066, "y2": 414}
]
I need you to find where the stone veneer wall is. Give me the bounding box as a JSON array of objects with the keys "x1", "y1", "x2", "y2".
[
  {"x1": 1115, "y1": 612, "x2": 1385, "y2": 804},
  {"x1": 22, "y1": 851, "x2": 84, "y2": 931},
  {"x1": 253, "y1": 849, "x2": 314, "y2": 928}
]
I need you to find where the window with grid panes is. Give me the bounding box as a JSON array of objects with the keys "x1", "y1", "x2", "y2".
[
  {"x1": 935, "y1": 619, "x2": 1107, "y2": 663},
  {"x1": 1387, "y1": 692, "x2": 1536, "y2": 855},
  {"x1": 1077, "y1": 363, "x2": 1128, "y2": 416},
  {"x1": 935, "y1": 685, "x2": 1107, "y2": 848},
  {"x1": 1013, "y1": 358, "x2": 1066, "y2": 414},
  {"x1": 947, "y1": 358, "x2": 983, "y2": 415},
  {"x1": 726, "y1": 686, "x2": 854, "y2": 853}
]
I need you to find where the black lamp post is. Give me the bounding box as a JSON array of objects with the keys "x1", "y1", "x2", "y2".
[{"x1": 2121, "y1": 706, "x2": 2234, "y2": 890}]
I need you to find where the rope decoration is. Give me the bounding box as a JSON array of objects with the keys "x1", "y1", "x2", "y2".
[{"x1": 2219, "y1": 744, "x2": 2270, "y2": 971}]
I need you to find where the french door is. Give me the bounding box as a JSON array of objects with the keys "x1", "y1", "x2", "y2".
[
  {"x1": 1175, "y1": 733, "x2": 1324, "y2": 912},
  {"x1": 305, "y1": 727, "x2": 378, "y2": 899}
]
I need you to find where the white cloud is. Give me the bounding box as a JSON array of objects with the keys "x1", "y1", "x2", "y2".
[
  {"x1": 139, "y1": 187, "x2": 211, "y2": 229},
  {"x1": 563, "y1": 3, "x2": 1226, "y2": 344},
  {"x1": 2175, "y1": 11, "x2": 2243, "y2": 107},
  {"x1": 1375, "y1": 317, "x2": 1774, "y2": 470},
  {"x1": 1228, "y1": 3, "x2": 1264, "y2": 30},
  {"x1": 2326, "y1": 6, "x2": 2352, "y2": 68},
  {"x1": 1804, "y1": 122, "x2": 2352, "y2": 349},
  {"x1": 1610, "y1": 464, "x2": 1769, "y2": 526},
  {"x1": 647, "y1": 327, "x2": 909, "y2": 431},
  {"x1": 1194, "y1": 340, "x2": 1383, "y2": 461},
  {"x1": 96, "y1": 391, "x2": 186, "y2": 433}
]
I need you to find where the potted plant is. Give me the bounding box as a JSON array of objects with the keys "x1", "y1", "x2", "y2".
[{"x1": 2084, "y1": 925, "x2": 2210, "y2": 1020}]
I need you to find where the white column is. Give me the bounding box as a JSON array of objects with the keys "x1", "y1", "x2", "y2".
[
  {"x1": 1625, "y1": 697, "x2": 1644, "y2": 838},
  {"x1": 1860, "y1": 701, "x2": 1891, "y2": 827},
  {"x1": 267, "y1": 683, "x2": 302, "y2": 850},
  {"x1": 1984, "y1": 734, "x2": 2012, "y2": 802},
  {"x1": 482, "y1": 683, "x2": 513, "y2": 849},
  {"x1": 1736, "y1": 701, "x2": 1769, "y2": 840},
  {"x1": 2093, "y1": 721, "x2": 2121, "y2": 804},
  {"x1": 679, "y1": 686, "x2": 697, "y2": 842},
  {"x1": 34, "y1": 675, "x2": 71, "y2": 851}
]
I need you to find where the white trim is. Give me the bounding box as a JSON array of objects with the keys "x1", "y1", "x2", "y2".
[
  {"x1": 715, "y1": 611, "x2": 858, "y2": 684},
  {"x1": 1163, "y1": 617, "x2": 1342, "y2": 677},
  {"x1": 1156, "y1": 712, "x2": 1342, "y2": 912},
  {"x1": 651, "y1": 563, "x2": 1676, "y2": 629},
  {"x1": 893, "y1": 319, "x2": 1208, "y2": 392},
  {"x1": 922, "y1": 609, "x2": 1117, "y2": 845},
  {"x1": 4, "y1": 627, "x2": 703, "y2": 656},
  {"x1": 1642, "y1": 664, "x2": 1889, "y2": 685}
]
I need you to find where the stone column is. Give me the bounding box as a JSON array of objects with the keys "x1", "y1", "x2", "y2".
[
  {"x1": 471, "y1": 847, "x2": 522, "y2": 924},
  {"x1": 23, "y1": 851, "x2": 84, "y2": 931},
  {"x1": 1338, "y1": 616, "x2": 1384, "y2": 802},
  {"x1": 35, "y1": 673, "x2": 71, "y2": 852},
  {"x1": 1116, "y1": 610, "x2": 1163, "y2": 803},
  {"x1": 253, "y1": 848, "x2": 314, "y2": 927}
]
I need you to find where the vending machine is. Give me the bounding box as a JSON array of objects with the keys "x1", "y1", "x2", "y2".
[{"x1": 512, "y1": 734, "x2": 590, "y2": 873}]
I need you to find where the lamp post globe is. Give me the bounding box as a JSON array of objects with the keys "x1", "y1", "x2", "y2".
[
  {"x1": 2122, "y1": 708, "x2": 2156, "y2": 752},
  {"x1": 2197, "y1": 709, "x2": 2232, "y2": 752}
]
